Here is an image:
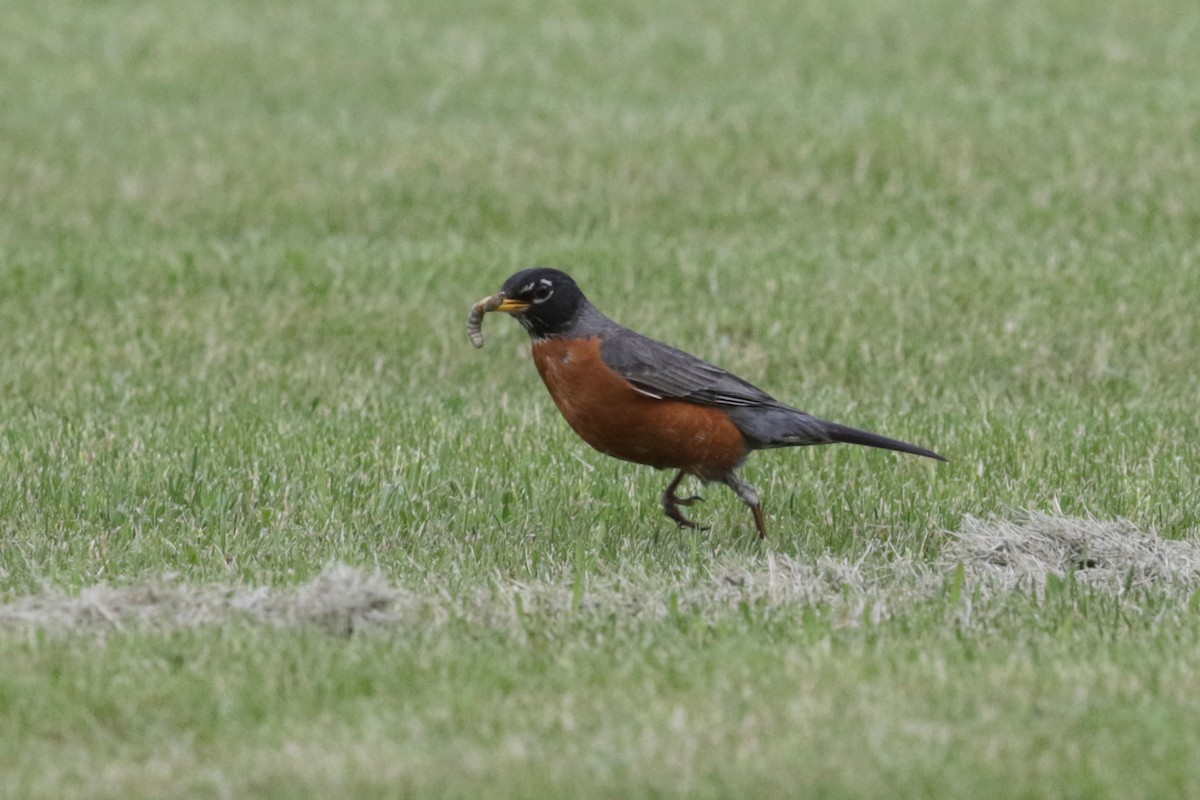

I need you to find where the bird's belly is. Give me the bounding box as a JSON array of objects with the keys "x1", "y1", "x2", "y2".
[{"x1": 531, "y1": 337, "x2": 747, "y2": 479}]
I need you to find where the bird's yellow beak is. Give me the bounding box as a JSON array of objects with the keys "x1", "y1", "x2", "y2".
[{"x1": 495, "y1": 296, "x2": 530, "y2": 313}]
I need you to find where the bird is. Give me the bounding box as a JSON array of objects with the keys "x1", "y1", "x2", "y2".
[{"x1": 471, "y1": 267, "x2": 945, "y2": 539}]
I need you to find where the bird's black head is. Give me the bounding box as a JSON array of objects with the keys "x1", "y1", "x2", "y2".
[{"x1": 493, "y1": 267, "x2": 589, "y2": 338}]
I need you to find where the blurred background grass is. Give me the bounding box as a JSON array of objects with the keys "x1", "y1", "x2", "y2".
[{"x1": 2, "y1": 0, "x2": 1199, "y2": 591}]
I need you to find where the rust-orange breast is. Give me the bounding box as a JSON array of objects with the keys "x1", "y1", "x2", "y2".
[{"x1": 531, "y1": 337, "x2": 747, "y2": 479}]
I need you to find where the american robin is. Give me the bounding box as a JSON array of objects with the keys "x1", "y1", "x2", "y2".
[{"x1": 472, "y1": 267, "x2": 945, "y2": 539}]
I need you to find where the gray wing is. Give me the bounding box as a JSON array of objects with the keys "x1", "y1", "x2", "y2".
[
  {"x1": 596, "y1": 325, "x2": 942, "y2": 457},
  {"x1": 598, "y1": 327, "x2": 779, "y2": 408},
  {"x1": 599, "y1": 326, "x2": 839, "y2": 449}
]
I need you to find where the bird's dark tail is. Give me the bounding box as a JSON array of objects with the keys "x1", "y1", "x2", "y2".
[{"x1": 824, "y1": 422, "x2": 947, "y2": 462}]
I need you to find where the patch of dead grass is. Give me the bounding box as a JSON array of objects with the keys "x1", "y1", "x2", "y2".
[
  {"x1": 943, "y1": 511, "x2": 1200, "y2": 593},
  {"x1": 2, "y1": 512, "x2": 1197, "y2": 635}
]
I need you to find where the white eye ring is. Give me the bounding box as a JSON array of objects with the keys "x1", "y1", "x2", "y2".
[{"x1": 532, "y1": 282, "x2": 554, "y2": 303}]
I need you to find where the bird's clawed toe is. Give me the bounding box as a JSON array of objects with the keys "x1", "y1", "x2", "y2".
[
  {"x1": 662, "y1": 470, "x2": 708, "y2": 530},
  {"x1": 663, "y1": 501, "x2": 709, "y2": 531}
]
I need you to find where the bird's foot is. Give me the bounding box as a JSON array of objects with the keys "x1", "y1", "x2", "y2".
[{"x1": 663, "y1": 490, "x2": 707, "y2": 531}]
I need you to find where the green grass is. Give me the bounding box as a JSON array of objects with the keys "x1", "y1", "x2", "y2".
[{"x1": 2, "y1": 0, "x2": 1200, "y2": 796}]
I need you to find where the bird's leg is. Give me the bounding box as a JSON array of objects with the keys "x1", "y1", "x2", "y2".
[
  {"x1": 665, "y1": 470, "x2": 704, "y2": 506},
  {"x1": 662, "y1": 469, "x2": 708, "y2": 531},
  {"x1": 722, "y1": 472, "x2": 768, "y2": 540}
]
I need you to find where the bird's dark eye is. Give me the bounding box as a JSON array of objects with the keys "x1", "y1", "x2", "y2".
[{"x1": 532, "y1": 284, "x2": 554, "y2": 303}]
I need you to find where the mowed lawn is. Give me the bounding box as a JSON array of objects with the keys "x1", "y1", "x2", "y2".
[{"x1": 2, "y1": 0, "x2": 1200, "y2": 796}]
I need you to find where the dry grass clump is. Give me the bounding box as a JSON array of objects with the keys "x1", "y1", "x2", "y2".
[
  {"x1": 942, "y1": 511, "x2": 1200, "y2": 594},
  {"x1": 0, "y1": 564, "x2": 411, "y2": 636},
  {"x1": 2, "y1": 512, "x2": 1197, "y2": 635}
]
